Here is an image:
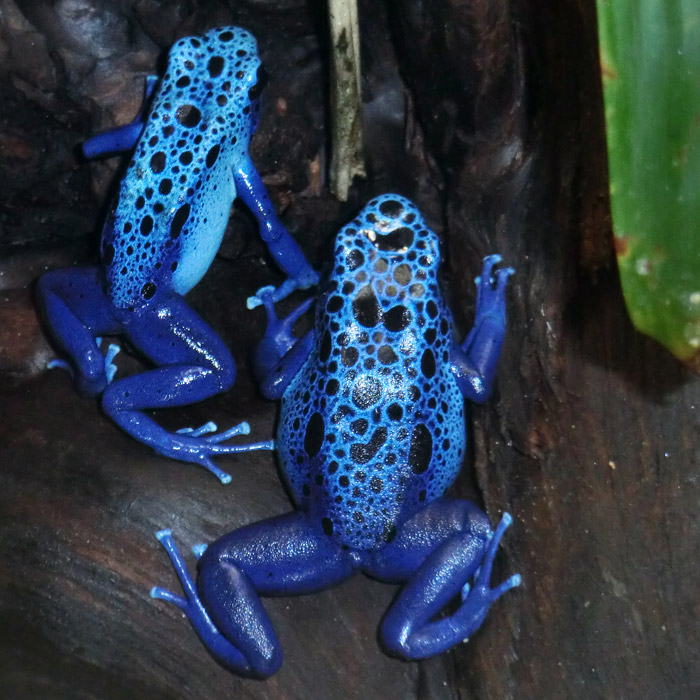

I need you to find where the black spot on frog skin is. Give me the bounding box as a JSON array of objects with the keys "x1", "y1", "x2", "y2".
[
  {"x1": 322, "y1": 517, "x2": 334, "y2": 536},
  {"x1": 159, "y1": 178, "x2": 172, "y2": 195},
  {"x1": 353, "y1": 286, "x2": 381, "y2": 327},
  {"x1": 150, "y1": 152, "x2": 166, "y2": 173},
  {"x1": 379, "y1": 199, "x2": 404, "y2": 218},
  {"x1": 387, "y1": 403, "x2": 403, "y2": 420},
  {"x1": 393, "y1": 264, "x2": 412, "y2": 285},
  {"x1": 207, "y1": 55, "x2": 225, "y2": 77},
  {"x1": 341, "y1": 346, "x2": 359, "y2": 367},
  {"x1": 352, "y1": 376, "x2": 382, "y2": 409},
  {"x1": 319, "y1": 330, "x2": 332, "y2": 363},
  {"x1": 304, "y1": 412, "x2": 325, "y2": 458},
  {"x1": 378, "y1": 345, "x2": 398, "y2": 365},
  {"x1": 140, "y1": 216, "x2": 154, "y2": 236},
  {"x1": 170, "y1": 203, "x2": 190, "y2": 239},
  {"x1": 331, "y1": 405, "x2": 353, "y2": 422},
  {"x1": 141, "y1": 282, "x2": 157, "y2": 299},
  {"x1": 421, "y1": 348, "x2": 436, "y2": 378},
  {"x1": 176, "y1": 104, "x2": 202, "y2": 127},
  {"x1": 374, "y1": 227, "x2": 414, "y2": 252},
  {"x1": 206, "y1": 144, "x2": 220, "y2": 167},
  {"x1": 350, "y1": 427, "x2": 387, "y2": 465},
  {"x1": 384, "y1": 305, "x2": 411, "y2": 332},
  {"x1": 327, "y1": 295, "x2": 343, "y2": 313},
  {"x1": 409, "y1": 424, "x2": 432, "y2": 474},
  {"x1": 370, "y1": 476, "x2": 383, "y2": 493},
  {"x1": 350, "y1": 418, "x2": 368, "y2": 435},
  {"x1": 347, "y1": 249, "x2": 364, "y2": 270}
]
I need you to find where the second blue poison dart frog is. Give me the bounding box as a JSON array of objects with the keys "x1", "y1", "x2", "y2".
[
  {"x1": 151, "y1": 195, "x2": 521, "y2": 676},
  {"x1": 37, "y1": 27, "x2": 318, "y2": 483}
]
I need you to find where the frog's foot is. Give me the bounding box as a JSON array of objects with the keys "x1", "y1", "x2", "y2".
[
  {"x1": 101, "y1": 340, "x2": 121, "y2": 384},
  {"x1": 82, "y1": 75, "x2": 157, "y2": 158},
  {"x1": 150, "y1": 530, "x2": 279, "y2": 678},
  {"x1": 247, "y1": 283, "x2": 286, "y2": 310},
  {"x1": 156, "y1": 422, "x2": 274, "y2": 484},
  {"x1": 47, "y1": 337, "x2": 121, "y2": 395},
  {"x1": 455, "y1": 513, "x2": 521, "y2": 640},
  {"x1": 473, "y1": 255, "x2": 514, "y2": 324},
  {"x1": 259, "y1": 292, "x2": 314, "y2": 356},
  {"x1": 381, "y1": 512, "x2": 520, "y2": 659},
  {"x1": 47, "y1": 357, "x2": 74, "y2": 377},
  {"x1": 246, "y1": 269, "x2": 318, "y2": 310}
]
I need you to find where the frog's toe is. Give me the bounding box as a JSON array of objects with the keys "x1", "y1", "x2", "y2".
[
  {"x1": 150, "y1": 585, "x2": 188, "y2": 610},
  {"x1": 204, "y1": 421, "x2": 251, "y2": 442},
  {"x1": 176, "y1": 421, "x2": 219, "y2": 437},
  {"x1": 192, "y1": 543, "x2": 208, "y2": 559},
  {"x1": 104, "y1": 343, "x2": 121, "y2": 383},
  {"x1": 247, "y1": 285, "x2": 276, "y2": 310},
  {"x1": 47, "y1": 357, "x2": 74, "y2": 377}
]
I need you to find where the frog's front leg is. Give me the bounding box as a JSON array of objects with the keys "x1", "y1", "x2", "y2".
[
  {"x1": 82, "y1": 75, "x2": 158, "y2": 159},
  {"x1": 451, "y1": 255, "x2": 514, "y2": 403},
  {"x1": 371, "y1": 499, "x2": 521, "y2": 660},
  {"x1": 102, "y1": 292, "x2": 272, "y2": 483},
  {"x1": 252, "y1": 293, "x2": 315, "y2": 400},
  {"x1": 233, "y1": 156, "x2": 319, "y2": 308},
  {"x1": 151, "y1": 513, "x2": 355, "y2": 677}
]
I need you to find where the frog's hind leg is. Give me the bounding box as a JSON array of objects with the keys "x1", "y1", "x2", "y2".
[
  {"x1": 102, "y1": 292, "x2": 272, "y2": 483},
  {"x1": 152, "y1": 512, "x2": 354, "y2": 677},
  {"x1": 370, "y1": 498, "x2": 521, "y2": 660},
  {"x1": 36, "y1": 267, "x2": 122, "y2": 396}
]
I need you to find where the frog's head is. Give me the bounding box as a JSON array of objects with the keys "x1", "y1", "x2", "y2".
[
  {"x1": 333, "y1": 195, "x2": 441, "y2": 281},
  {"x1": 166, "y1": 26, "x2": 267, "y2": 135}
]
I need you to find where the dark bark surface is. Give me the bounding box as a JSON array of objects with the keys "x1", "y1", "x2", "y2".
[{"x1": 1, "y1": 1, "x2": 698, "y2": 698}]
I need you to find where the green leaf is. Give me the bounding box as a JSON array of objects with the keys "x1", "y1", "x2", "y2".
[{"x1": 597, "y1": 1, "x2": 700, "y2": 361}]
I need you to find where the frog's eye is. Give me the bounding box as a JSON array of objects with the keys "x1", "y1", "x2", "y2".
[
  {"x1": 364, "y1": 226, "x2": 414, "y2": 253},
  {"x1": 248, "y1": 66, "x2": 268, "y2": 101}
]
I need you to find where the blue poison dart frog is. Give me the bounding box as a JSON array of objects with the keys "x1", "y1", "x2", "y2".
[
  {"x1": 151, "y1": 195, "x2": 521, "y2": 677},
  {"x1": 37, "y1": 27, "x2": 318, "y2": 484}
]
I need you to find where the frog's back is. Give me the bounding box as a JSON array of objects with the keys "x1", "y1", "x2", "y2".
[
  {"x1": 102, "y1": 27, "x2": 262, "y2": 308},
  {"x1": 278, "y1": 196, "x2": 466, "y2": 552}
]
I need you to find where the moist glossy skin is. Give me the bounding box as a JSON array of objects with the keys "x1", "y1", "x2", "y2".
[
  {"x1": 277, "y1": 197, "x2": 467, "y2": 549},
  {"x1": 36, "y1": 27, "x2": 316, "y2": 482},
  {"x1": 103, "y1": 28, "x2": 265, "y2": 307},
  {"x1": 152, "y1": 195, "x2": 521, "y2": 678}
]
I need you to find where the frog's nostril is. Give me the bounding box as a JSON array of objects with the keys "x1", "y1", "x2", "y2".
[{"x1": 364, "y1": 226, "x2": 414, "y2": 253}]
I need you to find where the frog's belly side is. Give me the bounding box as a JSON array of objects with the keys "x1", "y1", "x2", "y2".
[
  {"x1": 278, "y1": 356, "x2": 466, "y2": 552},
  {"x1": 170, "y1": 166, "x2": 236, "y2": 296},
  {"x1": 103, "y1": 165, "x2": 235, "y2": 307}
]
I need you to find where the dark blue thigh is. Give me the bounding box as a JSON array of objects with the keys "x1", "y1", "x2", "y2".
[
  {"x1": 121, "y1": 291, "x2": 234, "y2": 376},
  {"x1": 37, "y1": 267, "x2": 121, "y2": 334},
  {"x1": 199, "y1": 511, "x2": 356, "y2": 596},
  {"x1": 365, "y1": 497, "x2": 492, "y2": 583}
]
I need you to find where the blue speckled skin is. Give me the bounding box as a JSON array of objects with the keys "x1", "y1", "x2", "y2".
[
  {"x1": 37, "y1": 27, "x2": 318, "y2": 483},
  {"x1": 152, "y1": 195, "x2": 521, "y2": 677}
]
